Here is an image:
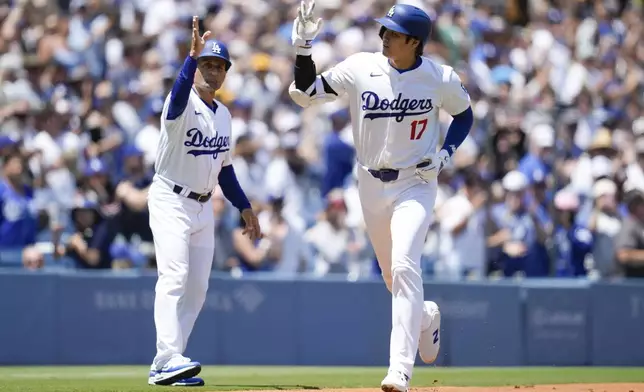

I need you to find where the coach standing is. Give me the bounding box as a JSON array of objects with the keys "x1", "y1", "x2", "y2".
[{"x1": 146, "y1": 17, "x2": 261, "y2": 387}]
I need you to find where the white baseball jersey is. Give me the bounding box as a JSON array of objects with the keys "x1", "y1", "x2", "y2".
[
  {"x1": 321, "y1": 52, "x2": 471, "y2": 169},
  {"x1": 154, "y1": 89, "x2": 232, "y2": 194}
]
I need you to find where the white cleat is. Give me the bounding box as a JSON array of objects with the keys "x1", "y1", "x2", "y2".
[
  {"x1": 381, "y1": 370, "x2": 410, "y2": 392},
  {"x1": 148, "y1": 357, "x2": 202, "y2": 386},
  {"x1": 418, "y1": 300, "x2": 441, "y2": 364}
]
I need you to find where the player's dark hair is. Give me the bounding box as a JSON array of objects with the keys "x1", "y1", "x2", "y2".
[{"x1": 405, "y1": 36, "x2": 423, "y2": 56}]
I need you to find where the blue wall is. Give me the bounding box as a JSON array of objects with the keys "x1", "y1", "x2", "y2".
[{"x1": 0, "y1": 271, "x2": 643, "y2": 366}]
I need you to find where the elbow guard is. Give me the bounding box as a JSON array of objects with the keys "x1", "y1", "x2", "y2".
[{"x1": 288, "y1": 75, "x2": 338, "y2": 108}]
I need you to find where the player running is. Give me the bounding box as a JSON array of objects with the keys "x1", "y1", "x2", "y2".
[
  {"x1": 288, "y1": 2, "x2": 474, "y2": 391},
  {"x1": 147, "y1": 16, "x2": 261, "y2": 387}
]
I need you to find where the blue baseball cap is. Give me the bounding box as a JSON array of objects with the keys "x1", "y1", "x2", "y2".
[
  {"x1": 0, "y1": 135, "x2": 18, "y2": 149},
  {"x1": 198, "y1": 39, "x2": 232, "y2": 71},
  {"x1": 375, "y1": 4, "x2": 432, "y2": 44}
]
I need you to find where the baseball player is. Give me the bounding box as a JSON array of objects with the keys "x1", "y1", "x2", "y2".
[
  {"x1": 147, "y1": 16, "x2": 261, "y2": 387},
  {"x1": 288, "y1": 2, "x2": 473, "y2": 391}
]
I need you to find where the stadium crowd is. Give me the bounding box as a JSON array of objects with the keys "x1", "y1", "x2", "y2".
[{"x1": 1, "y1": 0, "x2": 644, "y2": 280}]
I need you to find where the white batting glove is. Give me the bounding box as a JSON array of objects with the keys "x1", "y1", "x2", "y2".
[
  {"x1": 291, "y1": 0, "x2": 323, "y2": 56},
  {"x1": 416, "y1": 149, "x2": 451, "y2": 183}
]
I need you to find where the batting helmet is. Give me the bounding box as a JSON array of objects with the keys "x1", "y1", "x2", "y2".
[
  {"x1": 198, "y1": 39, "x2": 232, "y2": 71},
  {"x1": 375, "y1": 4, "x2": 432, "y2": 44}
]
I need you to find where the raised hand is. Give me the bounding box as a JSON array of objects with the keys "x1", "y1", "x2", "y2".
[
  {"x1": 291, "y1": 0, "x2": 323, "y2": 54},
  {"x1": 190, "y1": 16, "x2": 212, "y2": 59}
]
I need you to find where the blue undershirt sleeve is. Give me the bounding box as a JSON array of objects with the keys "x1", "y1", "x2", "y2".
[
  {"x1": 218, "y1": 165, "x2": 252, "y2": 212},
  {"x1": 167, "y1": 56, "x2": 198, "y2": 120},
  {"x1": 441, "y1": 106, "x2": 474, "y2": 155}
]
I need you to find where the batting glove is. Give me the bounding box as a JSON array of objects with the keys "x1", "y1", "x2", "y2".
[
  {"x1": 291, "y1": 0, "x2": 323, "y2": 56},
  {"x1": 415, "y1": 149, "x2": 451, "y2": 184}
]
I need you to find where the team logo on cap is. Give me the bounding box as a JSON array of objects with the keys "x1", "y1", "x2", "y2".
[
  {"x1": 387, "y1": 5, "x2": 395, "y2": 17},
  {"x1": 212, "y1": 43, "x2": 222, "y2": 54}
]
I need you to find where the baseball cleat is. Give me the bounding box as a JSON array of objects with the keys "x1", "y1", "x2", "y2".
[
  {"x1": 171, "y1": 377, "x2": 205, "y2": 387},
  {"x1": 148, "y1": 361, "x2": 202, "y2": 386},
  {"x1": 418, "y1": 300, "x2": 441, "y2": 364},
  {"x1": 380, "y1": 370, "x2": 409, "y2": 392}
]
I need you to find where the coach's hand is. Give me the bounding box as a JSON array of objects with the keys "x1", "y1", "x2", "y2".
[
  {"x1": 291, "y1": 0, "x2": 323, "y2": 55},
  {"x1": 416, "y1": 149, "x2": 450, "y2": 184},
  {"x1": 241, "y1": 208, "x2": 262, "y2": 241},
  {"x1": 190, "y1": 16, "x2": 212, "y2": 59}
]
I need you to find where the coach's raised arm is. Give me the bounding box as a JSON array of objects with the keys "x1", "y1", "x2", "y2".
[{"x1": 165, "y1": 17, "x2": 212, "y2": 121}]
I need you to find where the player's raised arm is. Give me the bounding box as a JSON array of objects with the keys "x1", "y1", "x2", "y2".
[
  {"x1": 288, "y1": 0, "x2": 352, "y2": 108},
  {"x1": 166, "y1": 16, "x2": 211, "y2": 121}
]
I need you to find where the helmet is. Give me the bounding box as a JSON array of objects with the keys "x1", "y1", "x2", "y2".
[
  {"x1": 198, "y1": 39, "x2": 232, "y2": 71},
  {"x1": 375, "y1": 4, "x2": 432, "y2": 44}
]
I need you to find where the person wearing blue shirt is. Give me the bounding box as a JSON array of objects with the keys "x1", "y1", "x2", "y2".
[
  {"x1": 0, "y1": 153, "x2": 41, "y2": 268},
  {"x1": 518, "y1": 124, "x2": 555, "y2": 186},
  {"x1": 552, "y1": 189, "x2": 593, "y2": 276},
  {"x1": 487, "y1": 171, "x2": 550, "y2": 277},
  {"x1": 321, "y1": 108, "x2": 355, "y2": 197},
  {"x1": 0, "y1": 153, "x2": 37, "y2": 247},
  {"x1": 60, "y1": 199, "x2": 117, "y2": 269},
  {"x1": 114, "y1": 145, "x2": 153, "y2": 243}
]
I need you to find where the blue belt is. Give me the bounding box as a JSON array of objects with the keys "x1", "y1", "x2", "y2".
[{"x1": 368, "y1": 161, "x2": 430, "y2": 183}]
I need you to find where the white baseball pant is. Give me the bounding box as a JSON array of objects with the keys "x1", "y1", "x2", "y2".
[
  {"x1": 357, "y1": 165, "x2": 437, "y2": 378},
  {"x1": 147, "y1": 175, "x2": 215, "y2": 369}
]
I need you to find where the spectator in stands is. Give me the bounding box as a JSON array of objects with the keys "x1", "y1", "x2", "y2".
[
  {"x1": 212, "y1": 187, "x2": 238, "y2": 272},
  {"x1": 624, "y1": 137, "x2": 644, "y2": 193},
  {"x1": 78, "y1": 157, "x2": 119, "y2": 218},
  {"x1": 231, "y1": 133, "x2": 267, "y2": 204},
  {"x1": 305, "y1": 189, "x2": 368, "y2": 278},
  {"x1": 587, "y1": 178, "x2": 623, "y2": 277},
  {"x1": 552, "y1": 189, "x2": 593, "y2": 277},
  {"x1": 133, "y1": 99, "x2": 163, "y2": 169},
  {"x1": 321, "y1": 108, "x2": 354, "y2": 198},
  {"x1": 231, "y1": 197, "x2": 290, "y2": 274},
  {"x1": 435, "y1": 170, "x2": 488, "y2": 280},
  {"x1": 113, "y1": 145, "x2": 152, "y2": 242},
  {"x1": 487, "y1": 170, "x2": 550, "y2": 277},
  {"x1": 264, "y1": 132, "x2": 318, "y2": 231},
  {"x1": 615, "y1": 190, "x2": 644, "y2": 278},
  {"x1": 58, "y1": 196, "x2": 116, "y2": 269},
  {"x1": 0, "y1": 152, "x2": 42, "y2": 268},
  {"x1": 518, "y1": 124, "x2": 555, "y2": 186}
]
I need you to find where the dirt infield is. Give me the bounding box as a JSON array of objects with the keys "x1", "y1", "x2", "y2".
[{"x1": 230, "y1": 385, "x2": 644, "y2": 392}]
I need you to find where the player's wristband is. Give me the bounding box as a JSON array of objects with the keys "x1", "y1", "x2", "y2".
[{"x1": 295, "y1": 46, "x2": 312, "y2": 56}]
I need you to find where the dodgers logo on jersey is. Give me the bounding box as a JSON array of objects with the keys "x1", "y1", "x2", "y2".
[
  {"x1": 184, "y1": 128, "x2": 230, "y2": 159},
  {"x1": 361, "y1": 91, "x2": 434, "y2": 122}
]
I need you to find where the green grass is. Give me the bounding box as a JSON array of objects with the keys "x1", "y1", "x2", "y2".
[{"x1": 0, "y1": 366, "x2": 642, "y2": 392}]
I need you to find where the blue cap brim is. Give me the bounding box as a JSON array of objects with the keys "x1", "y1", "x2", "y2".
[{"x1": 375, "y1": 17, "x2": 412, "y2": 36}]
